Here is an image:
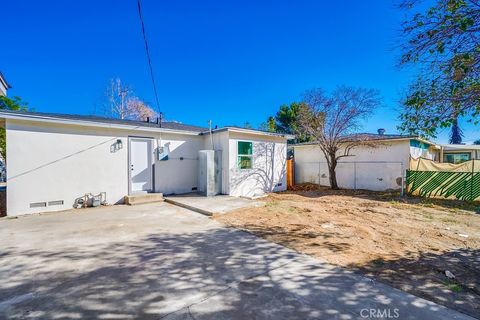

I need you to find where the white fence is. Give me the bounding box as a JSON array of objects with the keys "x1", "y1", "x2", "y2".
[{"x1": 295, "y1": 161, "x2": 405, "y2": 192}]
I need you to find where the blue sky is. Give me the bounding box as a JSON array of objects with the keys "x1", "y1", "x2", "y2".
[{"x1": 1, "y1": 1, "x2": 477, "y2": 143}]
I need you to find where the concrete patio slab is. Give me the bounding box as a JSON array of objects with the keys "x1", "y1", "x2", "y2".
[
  {"x1": 0, "y1": 203, "x2": 474, "y2": 320},
  {"x1": 164, "y1": 193, "x2": 264, "y2": 216}
]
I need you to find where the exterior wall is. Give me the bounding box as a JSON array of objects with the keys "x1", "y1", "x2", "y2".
[
  {"x1": 228, "y1": 132, "x2": 287, "y2": 198},
  {"x1": 294, "y1": 141, "x2": 411, "y2": 191},
  {"x1": 6, "y1": 120, "x2": 130, "y2": 216},
  {"x1": 154, "y1": 133, "x2": 204, "y2": 195},
  {"x1": 5, "y1": 118, "x2": 289, "y2": 215},
  {"x1": 5, "y1": 120, "x2": 206, "y2": 216}
]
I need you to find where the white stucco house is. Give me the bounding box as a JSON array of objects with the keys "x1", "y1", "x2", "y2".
[
  {"x1": 0, "y1": 110, "x2": 290, "y2": 216},
  {"x1": 292, "y1": 132, "x2": 439, "y2": 191}
]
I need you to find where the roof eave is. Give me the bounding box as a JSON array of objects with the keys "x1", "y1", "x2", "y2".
[
  {"x1": 203, "y1": 127, "x2": 293, "y2": 139},
  {"x1": 291, "y1": 136, "x2": 437, "y2": 147},
  {"x1": 0, "y1": 73, "x2": 11, "y2": 89},
  {"x1": 0, "y1": 111, "x2": 202, "y2": 136}
]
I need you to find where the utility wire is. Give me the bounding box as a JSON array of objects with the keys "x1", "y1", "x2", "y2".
[{"x1": 137, "y1": 0, "x2": 161, "y2": 118}]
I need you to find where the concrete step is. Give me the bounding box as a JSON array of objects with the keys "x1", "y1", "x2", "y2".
[
  {"x1": 164, "y1": 197, "x2": 213, "y2": 216},
  {"x1": 164, "y1": 193, "x2": 264, "y2": 217},
  {"x1": 124, "y1": 193, "x2": 164, "y2": 205}
]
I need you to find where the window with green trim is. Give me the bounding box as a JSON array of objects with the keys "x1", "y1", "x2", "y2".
[{"x1": 237, "y1": 141, "x2": 253, "y2": 169}]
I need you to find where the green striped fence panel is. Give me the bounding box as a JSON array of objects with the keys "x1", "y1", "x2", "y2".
[{"x1": 407, "y1": 170, "x2": 480, "y2": 201}]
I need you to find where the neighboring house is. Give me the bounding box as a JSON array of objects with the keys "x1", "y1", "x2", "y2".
[
  {"x1": 292, "y1": 131, "x2": 439, "y2": 191},
  {"x1": 0, "y1": 110, "x2": 290, "y2": 216},
  {"x1": 0, "y1": 72, "x2": 11, "y2": 97},
  {"x1": 440, "y1": 144, "x2": 480, "y2": 164}
]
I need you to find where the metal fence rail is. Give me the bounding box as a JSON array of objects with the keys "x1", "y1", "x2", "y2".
[{"x1": 294, "y1": 161, "x2": 405, "y2": 194}]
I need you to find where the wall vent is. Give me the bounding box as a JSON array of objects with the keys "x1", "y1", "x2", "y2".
[
  {"x1": 48, "y1": 200, "x2": 64, "y2": 206},
  {"x1": 276, "y1": 183, "x2": 283, "y2": 187},
  {"x1": 30, "y1": 202, "x2": 47, "y2": 208},
  {"x1": 191, "y1": 187, "x2": 198, "y2": 191}
]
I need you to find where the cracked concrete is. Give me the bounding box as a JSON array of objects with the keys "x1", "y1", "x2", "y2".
[{"x1": 0, "y1": 202, "x2": 475, "y2": 319}]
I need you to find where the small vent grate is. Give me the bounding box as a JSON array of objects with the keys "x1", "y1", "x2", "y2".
[
  {"x1": 30, "y1": 202, "x2": 47, "y2": 208},
  {"x1": 48, "y1": 200, "x2": 64, "y2": 206},
  {"x1": 276, "y1": 183, "x2": 283, "y2": 187}
]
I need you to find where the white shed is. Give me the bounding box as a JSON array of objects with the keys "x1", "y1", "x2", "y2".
[
  {"x1": 0, "y1": 110, "x2": 290, "y2": 216},
  {"x1": 292, "y1": 133, "x2": 439, "y2": 191}
]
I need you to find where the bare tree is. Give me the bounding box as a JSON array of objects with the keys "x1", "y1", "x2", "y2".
[
  {"x1": 298, "y1": 86, "x2": 381, "y2": 189},
  {"x1": 125, "y1": 97, "x2": 157, "y2": 121},
  {"x1": 102, "y1": 78, "x2": 157, "y2": 121}
]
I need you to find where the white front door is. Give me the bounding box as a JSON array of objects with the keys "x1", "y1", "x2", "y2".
[{"x1": 129, "y1": 137, "x2": 153, "y2": 194}]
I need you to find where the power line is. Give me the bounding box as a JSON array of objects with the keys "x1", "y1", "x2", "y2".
[{"x1": 137, "y1": 0, "x2": 161, "y2": 118}]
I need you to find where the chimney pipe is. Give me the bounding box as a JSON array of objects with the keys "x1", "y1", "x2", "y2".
[
  {"x1": 377, "y1": 128, "x2": 385, "y2": 135},
  {"x1": 146, "y1": 117, "x2": 150, "y2": 123}
]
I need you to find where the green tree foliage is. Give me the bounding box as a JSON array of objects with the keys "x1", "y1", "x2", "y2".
[
  {"x1": 260, "y1": 102, "x2": 312, "y2": 143},
  {"x1": 275, "y1": 103, "x2": 301, "y2": 134},
  {"x1": 474, "y1": 139, "x2": 480, "y2": 145},
  {"x1": 259, "y1": 116, "x2": 276, "y2": 132},
  {"x1": 398, "y1": 0, "x2": 480, "y2": 138},
  {"x1": 0, "y1": 96, "x2": 29, "y2": 159},
  {"x1": 0, "y1": 96, "x2": 29, "y2": 111}
]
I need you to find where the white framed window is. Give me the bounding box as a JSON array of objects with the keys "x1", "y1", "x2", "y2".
[
  {"x1": 443, "y1": 153, "x2": 471, "y2": 164},
  {"x1": 237, "y1": 141, "x2": 253, "y2": 169}
]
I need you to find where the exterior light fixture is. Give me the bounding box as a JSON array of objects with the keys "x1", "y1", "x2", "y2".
[
  {"x1": 110, "y1": 139, "x2": 123, "y2": 153},
  {"x1": 116, "y1": 139, "x2": 123, "y2": 150}
]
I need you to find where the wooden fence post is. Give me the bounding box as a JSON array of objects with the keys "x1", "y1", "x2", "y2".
[{"x1": 287, "y1": 159, "x2": 294, "y2": 189}]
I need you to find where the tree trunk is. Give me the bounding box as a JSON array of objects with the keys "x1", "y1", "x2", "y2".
[{"x1": 328, "y1": 156, "x2": 339, "y2": 189}]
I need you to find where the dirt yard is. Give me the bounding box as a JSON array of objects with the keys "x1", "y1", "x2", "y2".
[{"x1": 214, "y1": 186, "x2": 480, "y2": 318}]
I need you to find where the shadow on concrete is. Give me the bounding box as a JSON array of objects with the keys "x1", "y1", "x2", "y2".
[
  {"x1": 0, "y1": 225, "x2": 473, "y2": 319},
  {"x1": 350, "y1": 248, "x2": 480, "y2": 319}
]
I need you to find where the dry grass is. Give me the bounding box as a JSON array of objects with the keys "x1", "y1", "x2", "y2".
[{"x1": 214, "y1": 185, "x2": 480, "y2": 318}]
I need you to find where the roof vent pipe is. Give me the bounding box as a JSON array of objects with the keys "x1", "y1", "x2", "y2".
[{"x1": 377, "y1": 128, "x2": 385, "y2": 135}]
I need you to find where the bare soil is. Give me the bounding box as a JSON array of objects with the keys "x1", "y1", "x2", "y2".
[{"x1": 214, "y1": 185, "x2": 480, "y2": 318}]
